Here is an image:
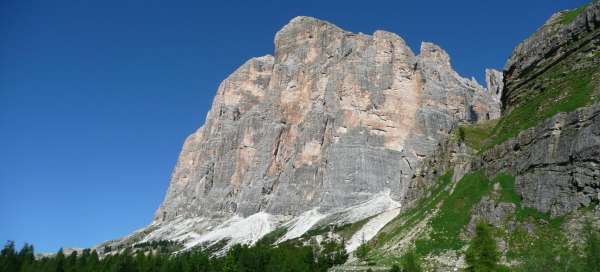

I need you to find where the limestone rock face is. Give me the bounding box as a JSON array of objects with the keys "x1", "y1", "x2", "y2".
[
  {"x1": 155, "y1": 17, "x2": 499, "y2": 225},
  {"x1": 480, "y1": 104, "x2": 600, "y2": 216},
  {"x1": 485, "y1": 69, "x2": 503, "y2": 106},
  {"x1": 474, "y1": 2, "x2": 600, "y2": 216},
  {"x1": 503, "y1": 1, "x2": 600, "y2": 112}
]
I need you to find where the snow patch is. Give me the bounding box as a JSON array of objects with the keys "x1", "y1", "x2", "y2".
[
  {"x1": 141, "y1": 217, "x2": 210, "y2": 243},
  {"x1": 278, "y1": 208, "x2": 327, "y2": 242},
  {"x1": 184, "y1": 212, "x2": 276, "y2": 252},
  {"x1": 130, "y1": 190, "x2": 402, "y2": 255},
  {"x1": 338, "y1": 190, "x2": 400, "y2": 224},
  {"x1": 345, "y1": 208, "x2": 401, "y2": 252}
]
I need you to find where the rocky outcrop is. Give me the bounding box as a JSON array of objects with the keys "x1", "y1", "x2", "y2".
[
  {"x1": 466, "y1": 197, "x2": 515, "y2": 235},
  {"x1": 485, "y1": 69, "x2": 503, "y2": 105},
  {"x1": 479, "y1": 104, "x2": 600, "y2": 216},
  {"x1": 471, "y1": 2, "x2": 600, "y2": 217},
  {"x1": 503, "y1": 1, "x2": 600, "y2": 112}
]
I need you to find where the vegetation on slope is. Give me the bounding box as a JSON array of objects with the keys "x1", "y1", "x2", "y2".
[
  {"x1": 414, "y1": 171, "x2": 491, "y2": 255},
  {"x1": 373, "y1": 171, "x2": 454, "y2": 250},
  {"x1": 369, "y1": 170, "x2": 600, "y2": 271},
  {"x1": 560, "y1": 4, "x2": 589, "y2": 25},
  {"x1": 465, "y1": 222, "x2": 505, "y2": 272},
  {"x1": 459, "y1": 27, "x2": 599, "y2": 152}
]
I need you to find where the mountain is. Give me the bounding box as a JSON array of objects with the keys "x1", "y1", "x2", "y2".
[
  {"x1": 97, "y1": 1, "x2": 600, "y2": 270},
  {"x1": 99, "y1": 16, "x2": 500, "y2": 253}
]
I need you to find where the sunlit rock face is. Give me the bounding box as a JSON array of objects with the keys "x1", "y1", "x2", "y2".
[{"x1": 154, "y1": 16, "x2": 500, "y2": 224}]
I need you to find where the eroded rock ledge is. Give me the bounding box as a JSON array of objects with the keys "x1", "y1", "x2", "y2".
[{"x1": 479, "y1": 104, "x2": 600, "y2": 216}]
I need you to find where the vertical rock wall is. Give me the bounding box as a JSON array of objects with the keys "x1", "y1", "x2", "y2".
[{"x1": 154, "y1": 16, "x2": 500, "y2": 225}]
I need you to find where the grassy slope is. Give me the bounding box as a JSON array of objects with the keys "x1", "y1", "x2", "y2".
[
  {"x1": 491, "y1": 173, "x2": 571, "y2": 263},
  {"x1": 455, "y1": 2, "x2": 599, "y2": 154},
  {"x1": 370, "y1": 171, "x2": 577, "y2": 268},
  {"x1": 373, "y1": 171, "x2": 454, "y2": 248},
  {"x1": 414, "y1": 171, "x2": 491, "y2": 255},
  {"x1": 561, "y1": 4, "x2": 588, "y2": 25},
  {"x1": 460, "y1": 27, "x2": 599, "y2": 152}
]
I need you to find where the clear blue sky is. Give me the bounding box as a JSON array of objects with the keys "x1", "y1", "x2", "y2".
[{"x1": 0, "y1": 0, "x2": 588, "y2": 253}]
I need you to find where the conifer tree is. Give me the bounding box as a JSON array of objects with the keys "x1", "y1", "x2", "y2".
[
  {"x1": 465, "y1": 222, "x2": 499, "y2": 272},
  {"x1": 54, "y1": 248, "x2": 66, "y2": 272},
  {"x1": 0, "y1": 241, "x2": 18, "y2": 272},
  {"x1": 355, "y1": 233, "x2": 371, "y2": 265},
  {"x1": 583, "y1": 223, "x2": 600, "y2": 272},
  {"x1": 389, "y1": 264, "x2": 401, "y2": 272},
  {"x1": 399, "y1": 249, "x2": 422, "y2": 272}
]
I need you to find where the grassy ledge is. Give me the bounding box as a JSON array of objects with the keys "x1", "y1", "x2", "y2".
[{"x1": 459, "y1": 30, "x2": 599, "y2": 152}]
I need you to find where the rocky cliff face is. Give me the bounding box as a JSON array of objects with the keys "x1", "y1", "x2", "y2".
[
  {"x1": 480, "y1": 105, "x2": 600, "y2": 216},
  {"x1": 126, "y1": 16, "x2": 500, "y2": 251},
  {"x1": 503, "y1": 1, "x2": 600, "y2": 112},
  {"x1": 479, "y1": 1, "x2": 600, "y2": 216}
]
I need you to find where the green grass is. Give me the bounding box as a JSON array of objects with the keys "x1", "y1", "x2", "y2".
[
  {"x1": 257, "y1": 227, "x2": 288, "y2": 245},
  {"x1": 487, "y1": 66, "x2": 596, "y2": 149},
  {"x1": 491, "y1": 173, "x2": 557, "y2": 222},
  {"x1": 415, "y1": 171, "x2": 492, "y2": 255},
  {"x1": 373, "y1": 171, "x2": 454, "y2": 251},
  {"x1": 492, "y1": 174, "x2": 571, "y2": 261},
  {"x1": 505, "y1": 214, "x2": 567, "y2": 261},
  {"x1": 458, "y1": 120, "x2": 497, "y2": 151},
  {"x1": 453, "y1": 23, "x2": 600, "y2": 153},
  {"x1": 297, "y1": 216, "x2": 374, "y2": 243},
  {"x1": 303, "y1": 225, "x2": 331, "y2": 238},
  {"x1": 336, "y1": 217, "x2": 373, "y2": 241},
  {"x1": 560, "y1": 4, "x2": 588, "y2": 25},
  {"x1": 459, "y1": 43, "x2": 599, "y2": 152},
  {"x1": 494, "y1": 174, "x2": 521, "y2": 206}
]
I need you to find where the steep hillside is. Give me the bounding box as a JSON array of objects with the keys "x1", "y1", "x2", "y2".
[{"x1": 349, "y1": 2, "x2": 600, "y2": 271}]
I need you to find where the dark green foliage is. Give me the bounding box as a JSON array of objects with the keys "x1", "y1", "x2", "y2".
[
  {"x1": 398, "y1": 249, "x2": 422, "y2": 272},
  {"x1": 583, "y1": 222, "x2": 600, "y2": 272},
  {"x1": 389, "y1": 264, "x2": 401, "y2": 272},
  {"x1": 315, "y1": 239, "x2": 348, "y2": 270},
  {"x1": 458, "y1": 127, "x2": 466, "y2": 141},
  {"x1": 465, "y1": 222, "x2": 500, "y2": 272},
  {"x1": 254, "y1": 227, "x2": 287, "y2": 246},
  {"x1": 132, "y1": 240, "x2": 183, "y2": 254},
  {"x1": 0, "y1": 241, "x2": 18, "y2": 272},
  {"x1": 0, "y1": 238, "x2": 347, "y2": 272},
  {"x1": 355, "y1": 237, "x2": 371, "y2": 264}
]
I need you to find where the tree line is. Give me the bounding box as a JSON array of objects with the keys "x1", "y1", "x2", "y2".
[
  {"x1": 0, "y1": 237, "x2": 347, "y2": 272},
  {"x1": 2, "y1": 221, "x2": 599, "y2": 272}
]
